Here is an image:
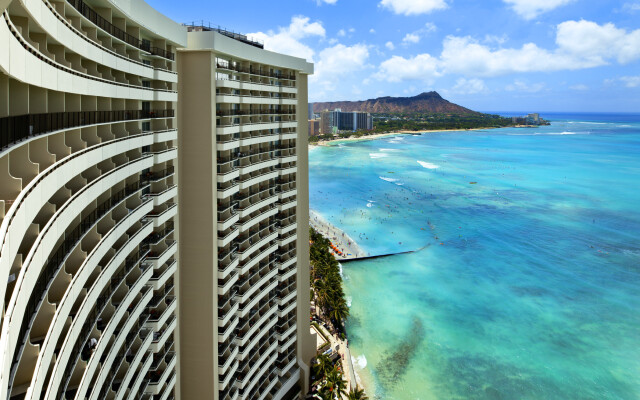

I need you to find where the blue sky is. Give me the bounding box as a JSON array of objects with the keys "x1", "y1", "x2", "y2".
[{"x1": 148, "y1": 0, "x2": 640, "y2": 112}]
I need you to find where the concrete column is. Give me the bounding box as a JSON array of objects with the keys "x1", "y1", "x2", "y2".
[
  {"x1": 295, "y1": 72, "x2": 315, "y2": 391},
  {"x1": 176, "y1": 49, "x2": 219, "y2": 400}
]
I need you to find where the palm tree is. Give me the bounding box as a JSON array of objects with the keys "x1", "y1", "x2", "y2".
[
  {"x1": 329, "y1": 296, "x2": 350, "y2": 327},
  {"x1": 325, "y1": 368, "x2": 348, "y2": 398},
  {"x1": 347, "y1": 386, "x2": 368, "y2": 400},
  {"x1": 314, "y1": 353, "x2": 333, "y2": 379}
]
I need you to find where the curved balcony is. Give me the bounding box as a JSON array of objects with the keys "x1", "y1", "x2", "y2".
[
  {"x1": 15, "y1": 0, "x2": 176, "y2": 86},
  {"x1": 146, "y1": 353, "x2": 176, "y2": 395},
  {"x1": 150, "y1": 260, "x2": 177, "y2": 290},
  {"x1": 126, "y1": 352, "x2": 153, "y2": 400},
  {"x1": 0, "y1": 136, "x2": 154, "y2": 310},
  {"x1": 238, "y1": 169, "x2": 278, "y2": 190},
  {"x1": 114, "y1": 327, "x2": 153, "y2": 400},
  {"x1": 150, "y1": 316, "x2": 176, "y2": 353},
  {"x1": 238, "y1": 232, "x2": 277, "y2": 262},
  {"x1": 238, "y1": 206, "x2": 278, "y2": 233},
  {"x1": 65, "y1": 0, "x2": 175, "y2": 60},
  {"x1": 154, "y1": 371, "x2": 176, "y2": 400},
  {"x1": 26, "y1": 213, "x2": 154, "y2": 400},
  {"x1": 215, "y1": 62, "x2": 296, "y2": 81},
  {"x1": 1, "y1": 13, "x2": 175, "y2": 100},
  {"x1": 146, "y1": 295, "x2": 176, "y2": 331},
  {"x1": 233, "y1": 307, "x2": 277, "y2": 348},
  {"x1": 7, "y1": 174, "x2": 153, "y2": 393},
  {"x1": 103, "y1": 326, "x2": 152, "y2": 398},
  {"x1": 145, "y1": 185, "x2": 177, "y2": 207},
  {"x1": 72, "y1": 262, "x2": 154, "y2": 400},
  {"x1": 51, "y1": 255, "x2": 152, "y2": 400},
  {"x1": 0, "y1": 110, "x2": 174, "y2": 152},
  {"x1": 234, "y1": 342, "x2": 277, "y2": 394},
  {"x1": 93, "y1": 300, "x2": 151, "y2": 400}
]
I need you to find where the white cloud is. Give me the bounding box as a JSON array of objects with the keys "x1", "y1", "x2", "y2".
[
  {"x1": 569, "y1": 84, "x2": 589, "y2": 90},
  {"x1": 312, "y1": 43, "x2": 371, "y2": 87},
  {"x1": 385, "y1": 41, "x2": 395, "y2": 50},
  {"x1": 505, "y1": 80, "x2": 546, "y2": 92},
  {"x1": 452, "y1": 78, "x2": 488, "y2": 94},
  {"x1": 402, "y1": 33, "x2": 421, "y2": 44},
  {"x1": 379, "y1": 0, "x2": 448, "y2": 16},
  {"x1": 337, "y1": 29, "x2": 346, "y2": 37},
  {"x1": 372, "y1": 20, "x2": 640, "y2": 86},
  {"x1": 248, "y1": 16, "x2": 325, "y2": 62},
  {"x1": 373, "y1": 54, "x2": 441, "y2": 82},
  {"x1": 484, "y1": 34, "x2": 508, "y2": 45},
  {"x1": 620, "y1": 76, "x2": 640, "y2": 87},
  {"x1": 424, "y1": 22, "x2": 437, "y2": 33},
  {"x1": 439, "y1": 20, "x2": 640, "y2": 77},
  {"x1": 503, "y1": 0, "x2": 574, "y2": 20},
  {"x1": 623, "y1": 2, "x2": 640, "y2": 11},
  {"x1": 401, "y1": 23, "x2": 437, "y2": 46},
  {"x1": 317, "y1": 0, "x2": 338, "y2": 4},
  {"x1": 556, "y1": 20, "x2": 640, "y2": 64},
  {"x1": 370, "y1": 28, "x2": 376, "y2": 34},
  {"x1": 439, "y1": 36, "x2": 589, "y2": 77}
]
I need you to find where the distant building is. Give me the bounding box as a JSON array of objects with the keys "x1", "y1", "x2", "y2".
[
  {"x1": 512, "y1": 113, "x2": 548, "y2": 126},
  {"x1": 308, "y1": 103, "x2": 315, "y2": 119},
  {"x1": 319, "y1": 109, "x2": 373, "y2": 134},
  {"x1": 309, "y1": 119, "x2": 321, "y2": 136}
]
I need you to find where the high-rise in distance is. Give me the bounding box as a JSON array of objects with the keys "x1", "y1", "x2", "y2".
[{"x1": 0, "y1": 0, "x2": 313, "y2": 398}]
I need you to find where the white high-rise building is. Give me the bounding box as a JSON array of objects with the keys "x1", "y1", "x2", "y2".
[
  {"x1": 0, "y1": 1, "x2": 314, "y2": 400},
  {"x1": 0, "y1": 0, "x2": 183, "y2": 398},
  {"x1": 176, "y1": 26, "x2": 315, "y2": 400}
]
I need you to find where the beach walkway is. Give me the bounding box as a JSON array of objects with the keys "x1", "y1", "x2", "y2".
[{"x1": 313, "y1": 322, "x2": 357, "y2": 393}]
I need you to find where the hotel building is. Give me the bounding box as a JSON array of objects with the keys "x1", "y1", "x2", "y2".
[
  {"x1": 0, "y1": 0, "x2": 313, "y2": 399},
  {"x1": 0, "y1": 0, "x2": 184, "y2": 398},
  {"x1": 177, "y1": 27, "x2": 315, "y2": 399},
  {"x1": 319, "y1": 110, "x2": 372, "y2": 134}
]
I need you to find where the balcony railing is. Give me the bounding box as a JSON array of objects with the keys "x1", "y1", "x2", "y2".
[
  {"x1": 66, "y1": 0, "x2": 175, "y2": 60},
  {"x1": 215, "y1": 62, "x2": 296, "y2": 80},
  {"x1": 0, "y1": 109, "x2": 174, "y2": 150},
  {"x1": 10, "y1": 180, "x2": 149, "y2": 388}
]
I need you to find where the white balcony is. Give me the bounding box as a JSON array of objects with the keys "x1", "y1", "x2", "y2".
[
  {"x1": 218, "y1": 169, "x2": 240, "y2": 183},
  {"x1": 238, "y1": 197, "x2": 278, "y2": 218},
  {"x1": 154, "y1": 129, "x2": 178, "y2": 143},
  {"x1": 150, "y1": 260, "x2": 177, "y2": 289},
  {"x1": 147, "y1": 241, "x2": 177, "y2": 268},
  {"x1": 150, "y1": 317, "x2": 177, "y2": 353},
  {"x1": 278, "y1": 200, "x2": 297, "y2": 212},
  {"x1": 153, "y1": 148, "x2": 178, "y2": 164},
  {"x1": 218, "y1": 183, "x2": 240, "y2": 199},
  {"x1": 146, "y1": 356, "x2": 177, "y2": 395},
  {"x1": 148, "y1": 185, "x2": 178, "y2": 207},
  {"x1": 146, "y1": 298, "x2": 177, "y2": 332},
  {"x1": 277, "y1": 301, "x2": 297, "y2": 318}
]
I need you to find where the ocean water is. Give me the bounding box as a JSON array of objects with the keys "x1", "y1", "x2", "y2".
[{"x1": 309, "y1": 114, "x2": 640, "y2": 400}]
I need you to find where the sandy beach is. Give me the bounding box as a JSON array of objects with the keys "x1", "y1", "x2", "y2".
[
  {"x1": 308, "y1": 127, "x2": 495, "y2": 148},
  {"x1": 310, "y1": 209, "x2": 367, "y2": 260}
]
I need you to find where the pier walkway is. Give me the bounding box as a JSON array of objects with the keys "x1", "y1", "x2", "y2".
[{"x1": 337, "y1": 244, "x2": 430, "y2": 262}]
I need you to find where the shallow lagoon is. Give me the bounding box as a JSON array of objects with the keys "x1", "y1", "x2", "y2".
[{"x1": 309, "y1": 114, "x2": 640, "y2": 399}]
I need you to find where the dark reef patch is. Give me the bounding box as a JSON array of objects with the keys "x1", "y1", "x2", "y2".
[{"x1": 375, "y1": 317, "x2": 426, "y2": 389}]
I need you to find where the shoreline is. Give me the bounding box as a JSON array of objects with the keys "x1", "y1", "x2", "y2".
[
  {"x1": 309, "y1": 209, "x2": 367, "y2": 259},
  {"x1": 309, "y1": 127, "x2": 496, "y2": 148},
  {"x1": 309, "y1": 210, "x2": 375, "y2": 396}
]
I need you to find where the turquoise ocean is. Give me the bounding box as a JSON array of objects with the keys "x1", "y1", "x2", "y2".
[{"x1": 308, "y1": 113, "x2": 640, "y2": 400}]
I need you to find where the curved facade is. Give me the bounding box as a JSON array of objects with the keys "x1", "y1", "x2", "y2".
[
  {"x1": 178, "y1": 30, "x2": 314, "y2": 400},
  {"x1": 0, "y1": 0, "x2": 185, "y2": 399}
]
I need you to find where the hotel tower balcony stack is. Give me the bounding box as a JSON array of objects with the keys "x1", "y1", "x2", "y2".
[
  {"x1": 177, "y1": 29, "x2": 315, "y2": 400},
  {"x1": 0, "y1": 0, "x2": 185, "y2": 398}
]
